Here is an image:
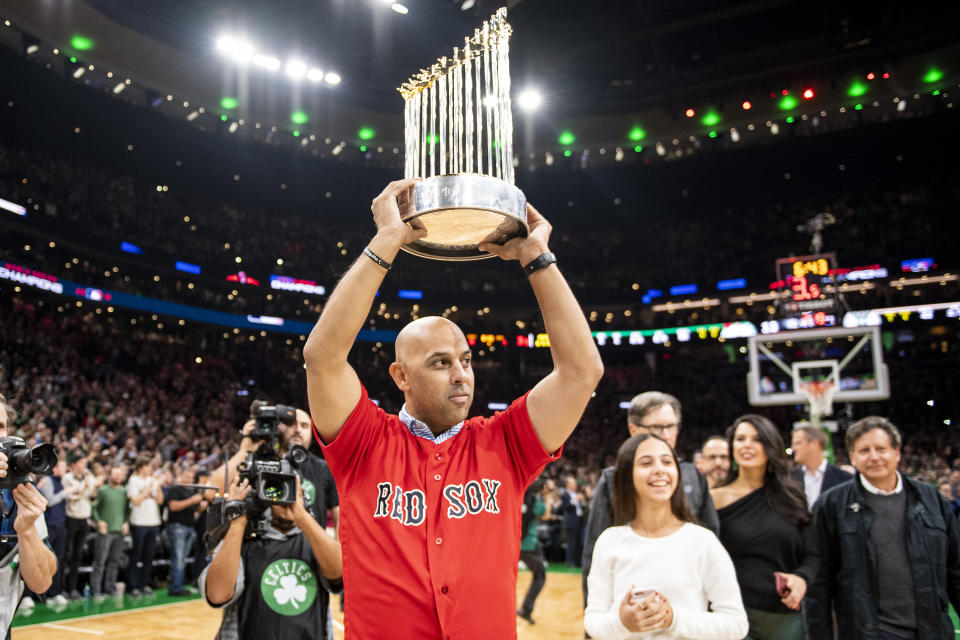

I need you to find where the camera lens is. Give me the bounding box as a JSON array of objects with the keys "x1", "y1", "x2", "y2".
[
  {"x1": 28, "y1": 444, "x2": 57, "y2": 474},
  {"x1": 261, "y1": 478, "x2": 291, "y2": 502}
]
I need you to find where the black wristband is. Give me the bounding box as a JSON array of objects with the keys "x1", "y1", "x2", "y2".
[
  {"x1": 363, "y1": 246, "x2": 392, "y2": 271},
  {"x1": 522, "y1": 252, "x2": 556, "y2": 278}
]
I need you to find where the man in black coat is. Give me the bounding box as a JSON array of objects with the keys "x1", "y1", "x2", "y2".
[
  {"x1": 806, "y1": 416, "x2": 960, "y2": 640},
  {"x1": 581, "y1": 391, "x2": 718, "y2": 606},
  {"x1": 790, "y1": 425, "x2": 853, "y2": 509}
]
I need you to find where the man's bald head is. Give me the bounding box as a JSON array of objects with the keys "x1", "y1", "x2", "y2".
[
  {"x1": 390, "y1": 316, "x2": 474, "y2": 433},
  {"x1": 395, "y1": 317, "x2": 466, "y2": 364}
]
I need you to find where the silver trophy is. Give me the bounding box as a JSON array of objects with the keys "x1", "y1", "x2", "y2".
[{"x1": 398, "y1": 8, "x2": 527, "y2": 261}]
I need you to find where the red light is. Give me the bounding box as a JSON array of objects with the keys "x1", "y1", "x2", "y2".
[
  {"x1": 802, "y1": 88, "x2": 815, "y2": 100},
  {"x1": 882, "y1": 72, "x2": 890, "y2": 79},
  {"x1": 685, "y1": 108, "x2": 695, "y2": 118},
  {"x1": 866, "y1": 72, "x2": 875, "y2": 80},
  {"x1": 741, "y1": 100, "x2": 752, "y2": 110},
  {"x1": 781, "y1": 89, "x2": 789, "y2": 96},
  {"x1": 769, "y1": 91, "x2": 776, "y2": 99}
]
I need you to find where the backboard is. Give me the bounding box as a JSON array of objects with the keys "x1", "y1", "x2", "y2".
[{"x1": 746, "y1": 326, "x2": 889, "y2": 407}]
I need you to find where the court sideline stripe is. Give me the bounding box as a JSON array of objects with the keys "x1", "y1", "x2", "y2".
[
  {"x1": 14, "y1": 600, "x2": 200, "y2": 629},
  {"x1": 40, "y1": 623, "x2": 105, "y2": 635}
]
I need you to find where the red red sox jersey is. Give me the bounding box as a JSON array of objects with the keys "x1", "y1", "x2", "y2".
[{"x1": 316, "y1": 384, "x2": 560, "y2": 640}]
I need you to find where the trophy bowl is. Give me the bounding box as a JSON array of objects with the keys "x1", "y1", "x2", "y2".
[{"x1": 401, "y1": 174, "x2": 528, "y2": 261}]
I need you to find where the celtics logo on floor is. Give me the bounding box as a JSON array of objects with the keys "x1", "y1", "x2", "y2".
[{"x1": 260, "y1": 559, "x2": 318, "y2": 615}]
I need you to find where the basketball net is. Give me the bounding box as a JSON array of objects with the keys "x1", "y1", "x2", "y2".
[{"x1": 799, "y1": 380, "x2": 836, "y2": 428}]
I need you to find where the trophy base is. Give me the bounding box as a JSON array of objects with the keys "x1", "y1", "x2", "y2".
[{"x1": 401, "y1": 174, "x2": 528, "y2": 261}]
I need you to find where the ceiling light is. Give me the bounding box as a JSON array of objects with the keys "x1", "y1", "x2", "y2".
[
  {"x1": 517, "y1": 89, "x2": 543, "y2": 111},
  {"x1": 307, "y1": 67, "x2": 325, "y2": 82},
  {"x1": 26, "y1": 44, "x2": 38, "y2": 55},
  {"x1": 285, "y1": 59, "x2": 307, "y2": 80},
  {"x1": 113, "y1": 82, "x2": 126, "y2": 94},
  {"x1": 72, "y1": 67, "x2": 85, "y2": 79},
  {"x1": 324, "y1": 72, "x2": 341, "y2": 85},
  {"x1": 461, "y1": 0, "x2": 476, "y2": 9},
  {"x1": 216, "y1": 35, "x2": 255, "y2": 63},
  {"x1": 252, "y1": 54, "x2": 281, "y2": 71},
  {"x1": 391, "y1": 3, "x2": 409, "y2": 14}
]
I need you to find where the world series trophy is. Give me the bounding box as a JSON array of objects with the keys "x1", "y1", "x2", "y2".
[{"x1": 397, "y1": 7, "x2": 527, "y2": 260}]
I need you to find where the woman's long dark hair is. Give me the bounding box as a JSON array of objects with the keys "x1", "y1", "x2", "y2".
[
  {"x1": 717, "y1": 413, "x2": 811, "y2": 527},
  {"x1": 612, "y1": 433, "x2": 698, "y2": 527}
]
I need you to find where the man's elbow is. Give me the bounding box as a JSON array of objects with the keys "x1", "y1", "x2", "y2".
[{"x1": 570, "y1": 353, "x2": 604, "y2": 389}]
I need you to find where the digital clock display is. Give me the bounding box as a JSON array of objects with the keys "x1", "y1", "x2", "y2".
[{"x1": 774, "y1": 253, "x2": 837, "y2": 316}]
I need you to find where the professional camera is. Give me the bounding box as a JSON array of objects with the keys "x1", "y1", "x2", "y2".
[
  {"x1": 247, "y1": 402, "x2": 296, "y2": 442},
  {"x1": 0, "y1": 436, "x2": 57, "y2": 490},
  {"x1": 203, "y1": 404, "x2": 308, "y2": 551}
]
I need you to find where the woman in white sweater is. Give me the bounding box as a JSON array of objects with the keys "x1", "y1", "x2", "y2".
[{"x1": 585, "y1": 434, "x2": 748, "y2": 639}]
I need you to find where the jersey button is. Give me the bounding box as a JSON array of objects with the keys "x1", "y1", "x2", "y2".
[
  {"x1": 435, "y1": 537, "x2": 443, "y2": 545},
  {"x1": 434, "y1": 473, "x2": 441, "y2": 481},
  {"x1": 441, "y1": 585, "x2": 449, "y2": 594}
]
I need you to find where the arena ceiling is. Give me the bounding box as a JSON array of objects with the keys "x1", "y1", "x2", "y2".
[{"x1": 2, "y1": 0, "x2": 959, "y2": 151}]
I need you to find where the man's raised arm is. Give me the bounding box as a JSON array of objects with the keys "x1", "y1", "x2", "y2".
[
  {"x1": 480, "y1": 204, "x2": 604, "y2": 453},
  {"x1": 304, "y1": 178, "x2": 426, "y2": 443}
]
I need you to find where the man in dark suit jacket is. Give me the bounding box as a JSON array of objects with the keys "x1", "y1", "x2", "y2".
[
  {"x1": 560, "y1": 476, "x2": 583, "y2": 567},
  {"x1": 791, "y1": 425, "x2": 853, "y2": 509}
]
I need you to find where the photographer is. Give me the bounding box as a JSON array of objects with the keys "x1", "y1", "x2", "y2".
[
  {"x1": 199, "y1": 474, "x2": 342, "y2": 640},
  {"x1": 206, "y1": 404, "x2": 339, "y2": 534},
  {"x1": 0, "y1": 393, "x2": 57, "y2": 639}
]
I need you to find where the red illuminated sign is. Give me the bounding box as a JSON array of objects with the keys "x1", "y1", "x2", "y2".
[{"x1": 226, "y1": 271, "x2": 260, "y2": 286}]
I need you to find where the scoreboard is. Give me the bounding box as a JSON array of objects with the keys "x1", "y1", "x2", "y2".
[{"x1": 774, "y1": 253, "x2": 838, "y2": 316}]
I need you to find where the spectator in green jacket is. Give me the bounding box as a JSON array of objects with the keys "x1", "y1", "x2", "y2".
[{"x1": 90, "y1": 464, "x2": 130, "y2": 601}]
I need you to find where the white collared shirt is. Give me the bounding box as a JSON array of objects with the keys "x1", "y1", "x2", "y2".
[
  {"x1": 859, "y1": 471, "x2": 903, "y2": 496},
  {"x1": 802, "y1": 458, "x2": 828, "y2": 509},
  {"x1": 398, "y1": 404, "x2": 464, "y2": 444}
]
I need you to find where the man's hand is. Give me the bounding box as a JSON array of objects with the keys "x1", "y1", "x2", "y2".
[
  {"x1": 479, "y1": 203, "x2": 552, "y2": 266},
  {"x1": 273, "y1": 476, "x2": 310, "y2": 528},
  {"x1": 370, "y1": 178, "x2": 427, "y2": 246},
  {"x1": 227, "y1": 475, "x2": 252, "y2": 503},
  {"x1": 97, "y1": 520, "x2": 108, "y2": 535},
  {"x1": 121, "y1": 522, "x2": 129, "y2": 536},
  {"x1": 12, "y1": 484, "x2": 47, "y2": 535},
  {"x1": 0, "y1": 451, "x2": 7, "y2": 479},
  {"x1": 238, "y1": 419, "x2": 260, "y2": 454}
]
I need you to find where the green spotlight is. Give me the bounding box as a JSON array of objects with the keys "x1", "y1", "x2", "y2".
[
  {"x1": 628, "y1": 126, "x2": 646, "y2": 141},
  {"x1": 563, "y1": 149, "x2": 572, "y2": 157},
  {"x1": 358, "y1": 127, "x2": 375, "y2": 141},
  {"x1": 701, "y1": 111, "x2": 720, "y2": 127},
  {"x1": 923, "y1": 68, "x2": 943, "y2": 84},
  {"x1": 293, "y1": 130, "x2": 300, "y2": 137},
  {"x1": 291, "y1": 111, "x2": 309, "y2": 125},
  {"x1": 854, "y1": 103, "x2": 863, "y2": 110},
  {"x1": 708, "y1": 131, "x2": 717, "y2": 138},
  {"x1": 69, "y1": 56, "x2": 77, "y2": 64},
  {"x1": 634, "y1": 145, "x2": 642, "y2": 152},
  {"x1": 558, "y1": 131, "x2": 575, "y2": 146},
  {"x1": 220, "y1": 115, "x2": 228, "y2": 122},
  {"x1": 932, "y1": 89, "x2": 941, "y2": 96},
  {"x1": 360, "y1": 145, "x2": 367, "y2": 152},
  {"x1": 220, "y1": 97, "x2": 238, "y2": 110},
  {"x1": 785, "y1": 116, "x2": 795, "y2": 123},
  {"x1": 70, "y1": 35, "x2": 94, "y2": 51},
  {"x1": 778, "y1": 95, "x2": 798, "y2": 110},
  {"x1": 847, "y1": 82, "x2": 868, "y2": 98}
]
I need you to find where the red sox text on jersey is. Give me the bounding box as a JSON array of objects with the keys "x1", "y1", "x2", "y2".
[{"x1": 373, "y1": 478, "x2": 501, "y2": 525}]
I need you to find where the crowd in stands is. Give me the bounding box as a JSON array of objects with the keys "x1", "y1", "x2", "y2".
[{"x1": 2, "y1": 282, "x2": 957, "y2": 606}]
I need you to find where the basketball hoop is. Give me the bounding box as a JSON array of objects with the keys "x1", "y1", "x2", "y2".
[{"x1": 799, "y1": 380, "x2": 836, "y2": 419}]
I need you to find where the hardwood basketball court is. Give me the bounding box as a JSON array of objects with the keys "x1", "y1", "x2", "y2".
[{"x1": 13, "y1": 571, "x2": 585, "y2": 640}]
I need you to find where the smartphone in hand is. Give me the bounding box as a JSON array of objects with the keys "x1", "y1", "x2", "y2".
[{"x1": 774, "y1": 572, "x2": 790, "y2": 597}]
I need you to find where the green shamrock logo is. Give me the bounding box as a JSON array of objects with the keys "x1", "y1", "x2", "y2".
[{"x1": 260, "y1": 559, "x2": 318, "y2": 616}]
